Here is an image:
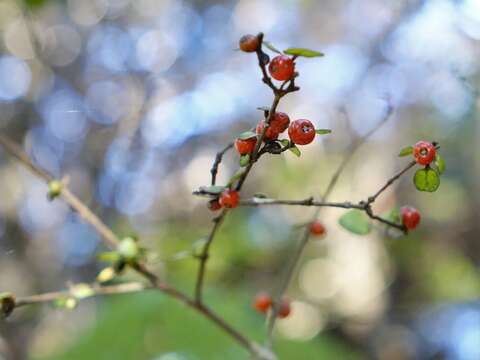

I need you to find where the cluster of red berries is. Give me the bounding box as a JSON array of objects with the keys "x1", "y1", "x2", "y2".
[
  {"x1": 413, "y1": 141, "x2": 437, "y2": 166},
  {"x1": 253, "y1": 292, "x2": 291, "y2": 318},
  {"x1": 208, "y1": 189, "x2": 240, "y2": 211},
  {"x1": 401, "y1": 206, "x2": 420, "y2": 230},
  {"x1": 234, "y1": 113, "x2": 318, "y2": 157}
]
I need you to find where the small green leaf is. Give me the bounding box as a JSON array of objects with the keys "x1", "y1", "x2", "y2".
[
  {"x1": 434, "y1": 154, "x2": 445, "y2": 174},
  {"x1": 227, "y1": 169, "x2": 246, "y2": 187},
  {"x1": 279, "y1": 139, "x2": 290, "y2": 147},
  {"x1": 339, "y1": 210, "x2": 371, "y2": 235},
  {"x1": 97, "y1": 251, "x2": 121, "y2": 263},
  {"x1": 237, "y1": 131, "x2": 257, "y2": 140},
  {"x1": 387, "y1": 207, "x2": 401, "y2": 223},
  {"x1": 54, "y1": 297, "x2": 77, "y2": 310},
  {"x1": 315, "y1": 129, "x2": 332, "y2": 135},
  {"x1": 414, "y1": 168, "x2": 440, "y2": 192},
  {"x1": 192, "y1": 238, "x2": 208, "y2": 258},
  {"x1": 240, "y1": 154, "x2": 250, "y2": 167},
  {"x1": 289, "y1": 146, "x2": 301, "y2": 157},
  {"x1": 283, "y1": 48, "x2": 324, "y2": 58},
  {"x1": 398, "y1": 146, "x2": 414, "y2": 157},
  {"x1": 253, "y1": 192, "x2": 267, "y2": 198},
  {"x1": 263, "y1": 41, "x2": 282, "y2": 54},
  {"x1": 70, "y1": 284, "x2": 95, "y2": 300},
  {"x1": 199, "y1": 185, "x2": 225, "y2": 194}
]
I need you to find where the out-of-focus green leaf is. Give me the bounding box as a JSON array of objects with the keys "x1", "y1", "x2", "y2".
[
  {"x1": 434, "y1": 154, "x2": 446, "y2": 174},
  {"x1": 414, "y1": 168, "x2": 440, "y2": 192},
  {"x1": 339, "y1": 210, "x2": 371, "y2": 235},
  {"x1": 398, "y1": 146, "x2": 414, "y2": 157},
  {"x1": 279, "y1": 139, "x2": 290, "y2": 147},
  {"x1": 315, "y1": 129, "x2": 331, "y2": 135}
]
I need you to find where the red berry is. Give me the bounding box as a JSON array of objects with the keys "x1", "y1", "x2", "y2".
[
  {"x1": 253, "y1": 292, "x2": 272, "y2": 313},
  {"x1": 239, "y1": 34, "x2": 259, "y2": 53},
  {"x1": 235, "y1": 137, "x2": 257, "y2": 155},
  {"x1": 270, "y1": 112, "x2": 290, "y2": 133},
  {"x1": 401, "y1": 206, "x2": 421, "y2": 230},
  {"x1": 278, "y1": 298, "x2": 291, "y2": 318},
  {"x1": 207, "y1": 199, "x2": 222, "y2": 211},
  {"x1": 219, "y1": 189, "x2": 240, "y2": 209},
  {"x1": 413, "y1": 141, "x2": 436, "y2": 166},
  {"x1": 288, "y1": 119, "x2": 316, "y2": 145},
  {"x1": 256, "y1": 121, "x2": 279, "y2": 141},
  {"x1": 310, "y1": 221, "x2": 326, "y2": 236},
  {"x1": 268, "y1": 55, "x2": 295, "y2": 81}
]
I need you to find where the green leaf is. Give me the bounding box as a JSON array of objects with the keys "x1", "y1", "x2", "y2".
[
  {"x1": 387, "y1": 207, "x2": 401, "y2": 223},
  {"x1": 263, "y1": 41, "x2": 282, "y2": 54},
  {"x1": 434, "y1": 154, "x2": 446, "y2": 174},
  {"x1": 253, "y1": 192, "x2": 267, "y2": 198},
  {"x1": 237, "y1": 131, "x2": 257, "y2": 140},
  {"x1": 227, "y1": 169, "x2": 246, "y2": 187},
  {"x1": 199, "y1": 185, "x2": 225, "y2": 194},
  {"x1": 239, "y1": 154, "x2": 250, "y2": 167},
  {"x1": 70, "y1": 284, "x2": 95, "y2": 300},
  {"x1": 339, "y1": 210, "x2": 371, "y2": 235},
  {"x1": 398, "y1": 146, "x2": 414, "y2": 157},
  {"x1": 315, "y1": 129, "x2": 332, "y2": 135},
  {"x1": 279, "y1": 139, "x2": 290, "y2": 147},
  {"x1": 414, "y1": 168, "x2": 440, "y2": 192},
  {"x1": 288, "y1": 146, "x2": 301, "y2": 157},
  {"x1": 54, "y1": 297, "x2": 77, "y2": 310},
  {"x1": 97, "y1": 251, "x2": 121, "y2": 263},
  {"x1": 283, "y1": 48, "x2": 324, "y2": 58}
]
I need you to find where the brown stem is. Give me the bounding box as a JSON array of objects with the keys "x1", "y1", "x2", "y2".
[
  {"x1": 211, "y1": 143, "x2": 234, "y2": 186},
  {"x1": 265, "y1": 103, "x2": 394, "y2": 346},
  {"x1": 194, "y1": 209, "x2": 228, "y2": 302}
]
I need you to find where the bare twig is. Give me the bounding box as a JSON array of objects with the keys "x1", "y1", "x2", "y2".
[
  {"x1": 194, "y1": 209, "x2": 228, "y2": 302},
  {"x1": 0, "y1": 134, "x2": 269, "y2": 358},
  {"x1": 366, "y1": 160, "x2": 417, "y2": 205},
  {"x1": 15, "y1": 282, "x2": 150, "y2": 308},
  {"x1": 265, "y1": 103, "x2": 394, "y2": 346},
  {"x1": 211, "y1": 143, "x2": 234, "y2": 186}
]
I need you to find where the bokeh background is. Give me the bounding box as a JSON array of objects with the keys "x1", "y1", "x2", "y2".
[{"x1": 0, "y1": 0, "x2": 479, "y2": 359}]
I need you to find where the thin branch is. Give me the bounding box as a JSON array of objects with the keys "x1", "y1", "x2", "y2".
[
  {"x1": 240, "y1": 198, "x2": 362, "y2": 209},
  {"x1": 193, "y1": 34, "x2": 300, "y2": 307},
  {"x1": 0, "y1": 134, "x2": 268, "y2": 358},
  {"x1": 210, "y1": 143, "x2": 234, "y2": 186},
  {"x1": 194, "y1": 209, "x2": 228, "y2": 302},
  {"x1": 265, "y1": 103, "x2": 394, "y2": 346},
  {"x1": 0, "y1": 134, "x2": 120, "y2": 249},
  {"x1": 367, "y1": 160, "x2": 416, "y2": 205},
  {"x1": 15, "y1": 282, "x2": 150, "y2": 308}
]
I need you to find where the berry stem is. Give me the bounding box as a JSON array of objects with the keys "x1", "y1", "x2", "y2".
[
  {"x1": 210, "y1": 142, "x2": 234, "y2": 185},
  {"x1": 366, "y1": 160, "x2": 417, "y2": 205}
]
